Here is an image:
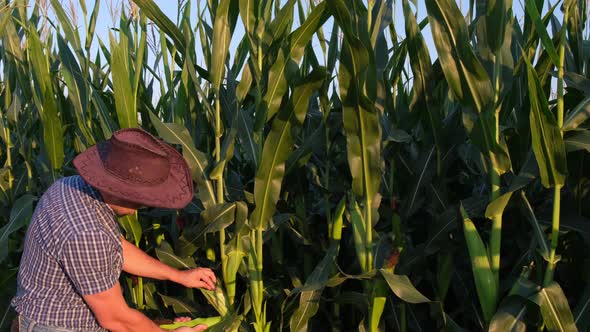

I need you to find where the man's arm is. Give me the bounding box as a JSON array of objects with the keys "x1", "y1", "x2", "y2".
[
  {"x1": 83, "y1": 281, "x2": 206, "y2": 332},
  {"x1": 121, "y1": 237, "x2": 216, "y2": 290},
  {"x1": 121, "y1": 237, "x2": 179, "y2": 281}
]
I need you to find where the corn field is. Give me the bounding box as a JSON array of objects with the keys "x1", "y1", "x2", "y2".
[{"x1": 1, "y1": 0, "x2": 590, "y2": 330}]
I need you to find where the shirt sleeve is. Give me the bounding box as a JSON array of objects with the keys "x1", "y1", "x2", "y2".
[{"x1": 60, "y1": 231, "x2": 121, "y2": 295}]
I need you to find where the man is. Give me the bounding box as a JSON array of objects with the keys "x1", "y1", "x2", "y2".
[{"x1": 12, "y1": 128, "x2": 215, "y2": 332}]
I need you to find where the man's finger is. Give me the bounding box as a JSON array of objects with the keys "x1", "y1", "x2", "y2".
[{"x1": 193, "y1": 324, "x2": 208, "y2": 332}]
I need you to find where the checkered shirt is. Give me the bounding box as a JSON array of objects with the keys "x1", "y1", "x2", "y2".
[{"x1": 11, "y1": 176, "x2": 123, "y2": 331}]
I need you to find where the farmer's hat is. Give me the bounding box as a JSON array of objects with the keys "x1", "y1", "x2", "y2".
[{"x1": 73, "y1": 128, "x2": 194, "y2": 209}]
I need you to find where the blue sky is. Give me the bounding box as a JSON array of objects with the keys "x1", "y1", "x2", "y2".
[{"x1": 34, "y1": 0, "x2": 550, "y2": 88}]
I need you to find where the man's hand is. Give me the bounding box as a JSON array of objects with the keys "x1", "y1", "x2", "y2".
[
  {"x1": 173, "y1": 317, "x2": 207, "y2": 332},
  {"x1": 174, "y1": 268, "x2": 217, "y2": 290}
]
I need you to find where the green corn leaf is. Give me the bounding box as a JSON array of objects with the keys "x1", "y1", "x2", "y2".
[
  {"x1": 57, "y1": 35, "x2": 94, "y2": 146},
  {"x1": 524, "y1": 0, "x2": 559, "y2": 67},
  {"x1": 0, "y1": 6, "x2": 13, "y2": 35},
  {"x1": 485, "y1": 0, "x2": 511, "y2": 52},
  {"x1": 211, "y1": 0, "x2": 232, "y2": 93},
  {"x1": 380, "y1": 269, "x2": 430, "y2": 304},
  {"x1": 148, "y1": 112, "x2": 216, "y2": 209},
  {"x1": 524, "y1": 54, "x2": 567, "y2": 188},
  {"x1": 131, "y1": 0, "x2": 185, "y2": 55},
  {"x1": 118, "y1": 214, "x2": 142, "y2": 246},
  {"x1": 425, "y1": 0, "x2": 493, "y2": 112},
  {"x1": 519, "y1": 192, "x2": 551, "y2": 260},
  {"x1": 402, "y1": 0, "x2": 443, "y2": 176},
  {"x1": 573, "y1": 285, "x2": 590, "y2": 330},
  {"x1": 460, "y1": 204, "x2": 498, "y2": 322},
  {"x1": 349, "y1": 200, "x2": 368, "y2": 272},
  {"x1": 239, "y1": 0, "x2": 257, "y2": 45},
  {"x1": 133, "y1": 14, "x2": 147, "y2": 116},
  {"x1": 144, "y1": 282, "x2": 158, "y2": 310},
  {"x1": 265, "y1": 0, "x2": 296, "y2": 48},
  {"x1": 109, "y1": 31, "x2": 137, "y2": 129},
  {"x1": 327, "y1": 21, "x2": 339, "y2": 75},
  {"x1": 179, "y1": 203, "x2": 236, "y2": 254},
  {"x1": 565, "y1": 130, "x2": 590, "y2": 153},
  {"x1": 335, "y1": 11, "x2": 381, "y2": 201},
  {"x1": 91, "y1": 90, "x2": 117, "y2": 139},
  {"x1": 199, "y1": 284, "x2": 229, "y2": 316},
  {"x1": 28, "y1": 27, "x2": 64, "y2": 171},
  {"x1": 563, "y1": 96, "x2": 590, "y2": 131},
  {"x1": 489, "y1": 297, "x2": 527, "y2": 332},
  {"x1": 251, "y1": 70, "x2": 325, "y2": 229},
  {"x1": 85, "y1": 0, "x2": 100, "y2": 51},
  {"x1": 236, "y1": 61, "x2": 253, "y2": 103},
  {"x1": 159, "y1": 293, "x2": 197, "y2": 316},
  {"x1": 155, "y1": 242, "x2": 196, "y2": 269},
  {"x1": 202, "y1": 313, "x2": 243, "y2": 332},
  {"x1": 531, "y1": 282, "x2": 578, "y2": 332},
  {"x1": 222, "y1": 203, "x2": 248, "y2": 302},
  {"x1": 41, "y1": 86, "x2": 65, "y2": 170},
  {"x1": 0, "y1": 195, "x2": 35, "y2": 263},
  {"x1": 49, "y1": 0, "x2": 81, "y2": 52},
  {"x1": 263, "y1": 1, "x2": 328, "y2": 122},
  {"x1": 290, "y1": 245, "x2": 338, "y2": 332},
  {"x1": 563, "y1": 72, "x2": 590, "y2": 95},
  {"x1": 485, "y1": 192, "x2": 513, "y2": 219}
]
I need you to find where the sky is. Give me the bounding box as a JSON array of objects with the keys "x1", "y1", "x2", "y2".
[{"x1": 27, "y1": 0, "x2": 556, "y2": 94}]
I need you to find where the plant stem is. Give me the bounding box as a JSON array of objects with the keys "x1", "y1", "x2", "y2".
[
  {"x1": 6, "y1": 125, "x2": 13, "y2": 200},
  {"x1": 544, "y1": 185, "x2": 562, "y2": 286},
  {"x1": 489, "y1": 53, "x2": 502, "y2": 286},
  {"x1": 215, "y1": 96, "x2": 228, "y2": 297},
  {"x1": 256, "y1": 226, "x2": 264, "y2": 325},
  {"x1": 544, "y1": 21, "x2": 566, "y2": 287}
]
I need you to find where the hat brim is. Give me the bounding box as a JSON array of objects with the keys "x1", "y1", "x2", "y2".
[{"x1": 73, "y1": 142, "x2": 194, "y2": 209}]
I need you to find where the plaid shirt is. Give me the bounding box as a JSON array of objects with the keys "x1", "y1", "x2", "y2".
[{"x1": 12, "y1": 176, "x2": 123, "y2": 331}]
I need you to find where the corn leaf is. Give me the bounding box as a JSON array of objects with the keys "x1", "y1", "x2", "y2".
[
  {"x1": 131, "y1": 0, "x2": 185, "y2": 55},
  {"x1": 519, "y1": 192, "x2": 551, "y2": 260},
  {"x1": 565, "y1": 130, "x2": 590, "y2": 153},
  {"x1": 460, "y1": 204, "x2": 498, "y2": 321},
  {"x1": 485, "y1": 192, "x2": 513, "y2": 219},
  {"x1": 524, "y1": 55, "x2": 567, "y2": 188},
  {"x1": 148, "y1": 112, "x2": 216, "y2": 209},
  {"x1": 117, "y1": 214, "x2": 141, "y2": 248},
  {"x1": 262, "y1": 1, "x2": 328, "y2": 122},
  {"x1": 425, "y1": 0, "x2": 493, "y2": 112},
  {"x1": 529, "y1": 282, "x2": 578, "y2": 332},
  {"x1": 85, "y1": 0, "x2": 100, "y2": 51},
  {"x1": 251, "y1": 69, "x2": 325, "y2": 229},
  {"x1": 159, "y1": 293, "x2": 197, "y2": 316},
  {"x1": 109, "y1": 31, "x2": 137, "y2": 129},
  {"x1": 179, "y1": 203, "x2": 236, "y2": 255},
  {"x1": 332, "y1": 0, "x2": 381, "y2": 201},
  {"x1": 155, "y1": 242, "x2": 196, "y2": 269},
  {"x1": 0, "y1": 195, "x2": 35, "y2": 263},
  {"x1": 28, "y1": 27, "x2": 64, "y2": 171},
  {"x1": 574, "y1": 285, "x2": 590, "y2": 330},
  {"x1": 524, "y1": 0, "x2": 559, "y2": 67},
  {"x1": 49, "y1": 0, "x2": 81, "y2": 52},
  {"x1": 349, "y1": 200, "x2": 368, "y2": 272},
  {"x1": 485, "y1": 0, "x2": 511, "y2": 52},
  {"x1": 380, "y1": 269, "x2": 430, "y2": 304},
  {"x1": 211, "y1": 0, "x2": 232, "y2": 93},
  {"x1": 290, "y1": 245, "x2": 338, "y2": 332},
  {"x1": 489, "y1": 297, "x2": 527, "y2": 332},
  {"x1": 57, "y1": 35, "x2": 95, "y2": 146}
]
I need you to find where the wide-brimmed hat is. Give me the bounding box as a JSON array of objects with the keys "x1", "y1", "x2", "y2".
[{"x1": 73, "y1": 128, "x2": 194, "y2": 209}]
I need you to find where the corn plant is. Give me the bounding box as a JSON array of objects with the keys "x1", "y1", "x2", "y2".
[{"x1": 1, "y1": 0, "x2": 590, "y2": 331}]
